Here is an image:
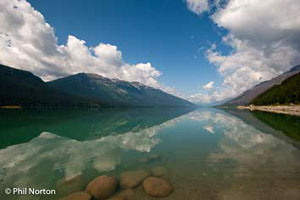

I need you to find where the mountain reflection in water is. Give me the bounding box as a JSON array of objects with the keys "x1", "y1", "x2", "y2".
[{"x1": 0, "y1": 108, "x2": 193, "y2": 148}]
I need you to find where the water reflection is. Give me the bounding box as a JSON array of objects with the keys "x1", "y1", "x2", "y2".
[
  {"x1": 225, "y1": 108, "x2": 300, "y2": 149},
  {"x1": 0, "y1": 108, "x2": 194, "y2": 148},
  {"x1": 0, "y1": 108, "x2": 300, "y2": 200},
  {"x1": 184, "y1": 109, "x2": 300, "y2": 173},
  {"x1": 0, "y1": 129, "x2": 157, "y2": 185},
  {"x1": 184, "y1": 109, "x2": 300, "y2": 199},
  {"x1": 0, "y1": 108, "x2": 193, "y2": 199}
]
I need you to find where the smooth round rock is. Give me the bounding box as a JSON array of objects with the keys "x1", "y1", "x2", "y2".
[
  {"x1": 120, "y1": 170, "x2": 150, "y2": 189},
  {"x1": 143, "y1": 177, "x2": 173, "y2": 197},
  {"x1": 85, "y1": 176, "x2": 117, "y2": 200},
  {"x1": 63, "y1": 191, "x2": 91, "y2": 200}
]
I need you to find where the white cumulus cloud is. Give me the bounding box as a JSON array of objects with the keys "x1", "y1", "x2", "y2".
[{"x1": 188, "y1": 0, "x2": 300, "y2": 103}]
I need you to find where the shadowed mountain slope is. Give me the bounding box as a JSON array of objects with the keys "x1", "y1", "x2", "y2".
[{"x1": 0, "y1": 64, "x2": 98, "y2": 107}]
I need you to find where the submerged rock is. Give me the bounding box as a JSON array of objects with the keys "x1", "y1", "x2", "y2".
[
  {"x1": 151, "y1": 166, "x2": 167, "y2": 177},
  {"x1": 120, "y1": 170, "x2": 150, "y2": 189},
  {"x1": 143, "y1": 177, "x2": 173, "y2": 197},
  {"x1": 85, "y1": 175, "x2": 117, "y2": 200},
  {"x1": 62, "y1": 191, "x2": 91, "y2": 200}
]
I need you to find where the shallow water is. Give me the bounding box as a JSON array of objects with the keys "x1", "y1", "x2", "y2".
[{"x1": 0, "y1": 108, "x2": 300, "y2": 200}]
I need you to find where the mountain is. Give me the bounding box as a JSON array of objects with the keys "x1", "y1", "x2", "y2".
[
  {"x1": 224, "y1": 65, "x2": 300, "y2": 106},
  {"x1": 0, "y1": 64, "x2": 101, "y2": 107},
  {"x1": 0, "y1": 64, "x2": 194, "y2": 108},
  {"x1": 48, "y1": 73, "x2": 194, "y2": 107},
  {"x1": 251, "y1": 72, "x2": 300, "y2": 105}
]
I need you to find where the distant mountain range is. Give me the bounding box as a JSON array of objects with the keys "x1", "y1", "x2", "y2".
[
  {"x1": 224, "y1": 65, "x2": 300, "y2": 106},
  {"x1": 0, "y1": 64, "x2": 194, "y2": 108}
]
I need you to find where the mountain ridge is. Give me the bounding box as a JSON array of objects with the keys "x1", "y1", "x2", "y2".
[
  {"x1": 48, "y1": 72, "x2": 194, "y2": 107},
  {"x1": 224, "y1": 65, "x2": 300, "y2": 106},
  {"x1": 251, "y1": 72, "x2": 300, "y2": 105},
  {"x1": 0, "y1": 64, "x2": 194, "y2": 108}
]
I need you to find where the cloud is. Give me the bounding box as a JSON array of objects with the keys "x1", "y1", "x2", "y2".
[
  {"x1": 203, "y1": 81, "x2": 214, "y2": 90},
  {"x1": 0, "y1": 0, "x2": 163, "y2": 89},
  {"x1": 188, "y1": 0, "x2": 300, "y2": 103},
  {"x1": 185, "y1": 0, "x2": 209, "y2": 15},
  {"x1": 189, "y1": 93, "x2": 213, "y2": 103}
]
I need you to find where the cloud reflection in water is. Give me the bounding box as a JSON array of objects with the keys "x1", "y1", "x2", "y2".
[{"x1": 0, "y1": 118, "x2": 179, "y2": 188}]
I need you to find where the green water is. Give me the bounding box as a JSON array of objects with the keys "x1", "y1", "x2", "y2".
[{"x1": 0, "y1": 108, "x2": 300, "y2": 200}]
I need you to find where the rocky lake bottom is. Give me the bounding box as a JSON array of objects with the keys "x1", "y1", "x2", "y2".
[{"x1": 0, "y1": 107, "x2": 300, "y2": 200}]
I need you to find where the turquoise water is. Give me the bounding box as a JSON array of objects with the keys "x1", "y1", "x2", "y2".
[{"x1": 0, "y1": 108, "x2": 300, "y2": 200}]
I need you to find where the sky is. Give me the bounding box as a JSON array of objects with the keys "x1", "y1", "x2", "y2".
[{"x1": 0, "y1": 0, "x2": 300, "y2": 103}]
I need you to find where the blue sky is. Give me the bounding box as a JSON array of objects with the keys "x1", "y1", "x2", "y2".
[
  {"x1": 27, "y1": 0, "x2": 223, "y2": 96},
  {"x1": 1, "y1": 0, "x2": 299, "y2": 103}
]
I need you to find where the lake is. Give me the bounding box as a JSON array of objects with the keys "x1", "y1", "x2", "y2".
[{"x1": 0, "y1": 107, "x2": 300, "y2": 200}]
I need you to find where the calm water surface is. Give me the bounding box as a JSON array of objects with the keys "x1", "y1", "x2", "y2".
[{"x1": 0, "y1": 108, "x2": 300, "y2": 200}]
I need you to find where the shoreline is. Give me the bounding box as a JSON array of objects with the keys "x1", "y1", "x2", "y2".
[{"x1": 237, "y1": 105, "x2": 300, "y2": 117}]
